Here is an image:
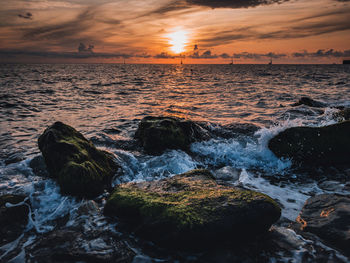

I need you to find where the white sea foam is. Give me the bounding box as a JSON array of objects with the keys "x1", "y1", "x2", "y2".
[
  {"x1": 236, "y1": 169, "x2": 315, "y2": 221},
  {"x1": 113, "y1": 149, "x2": 198, "y2": 184}
]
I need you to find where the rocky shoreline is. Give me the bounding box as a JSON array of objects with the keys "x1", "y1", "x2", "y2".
[{"x1": 1, "y1": 103, "x2": 350, "y2": 262}]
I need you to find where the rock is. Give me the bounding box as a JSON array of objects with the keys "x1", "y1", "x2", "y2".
[
  {"x1": 38, "y1": 122, "x2": 120, "y2": 197},
  {"x1": 211, "y1": 123, "x2": 259, "y2": 138},
  {"x1": 318, "y1": 180, "x2": 345, "y2": 192},
  {"x1": 134, "y1": 116, "x2": 210, "y2": 154},
  {"x1": 104, "y1": 169, "x2": 281, "y2": 247},
  {"x1": 333, "y1": 108, "x2": 350, "y2": 121},
  {"x1": 292, "y1": 97, "x2": 326, "y2": 108},
  {"x1": 29, "y1": 155, "x2": 49, "y2": 177},
  {"x1": 213, "y1": 166, "x2": 240, "y2": 181},
  {"x1": 4, "y1": 152, "x2": 25, "y2": 165},
  {"x1": 295, "y1": 194, "x2": 350, "y2": 256},
  {"x1": 0, "y1": 194, "x2": 29, "y2": 245},
  {"x1": 268, "y1": 121, "x2": 350, "y2": 167},
  {"x1": 26, "y1": 229, "x2": 135, "y2": 263}
]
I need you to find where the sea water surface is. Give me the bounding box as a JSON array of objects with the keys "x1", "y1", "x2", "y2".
[{"x1": 0, "y1": 64, "x2": 350, "y2": 262}]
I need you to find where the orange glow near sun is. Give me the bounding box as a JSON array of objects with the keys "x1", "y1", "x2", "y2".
[{"x1": 167, "y1": 30, "x2": 189, "y2": 54}]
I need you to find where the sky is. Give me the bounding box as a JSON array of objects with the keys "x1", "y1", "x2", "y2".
[{"x1": 0, "y1": 0, "x2": 349, "y2": 63}]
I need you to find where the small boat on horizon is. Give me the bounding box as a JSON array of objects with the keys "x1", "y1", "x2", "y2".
[
  {"x1": 229, "y1": 58, "x2": 233, "y2": 65},
  {"x1": 268, "y1": 59, "x2": 272, "y2": 65}
]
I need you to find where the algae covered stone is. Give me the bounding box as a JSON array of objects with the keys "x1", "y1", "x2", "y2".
[
  {"x1": 268, "y1": 121, "x2": 350, "y2": 167},
  {"x1": 38, "y1": 122, "x2": 120, "y2": 197},
  {"x1": 104, "y1": 169, "x2": 281, "y2": 247},
  {"x1": 134, "y1": 116, "x2": 210, "y2": 154}
]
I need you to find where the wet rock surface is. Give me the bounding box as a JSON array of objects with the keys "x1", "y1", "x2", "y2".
[
  {"x1": 333, "y1": 108, "x2": 350, "y2": 121},
  {"x1": 268, "y1": 121, "x2": 350, "y2": 167},
  {"x1": 0, "y1": 194, "x2": 29, "y2": 246},
  {"x1": 38, "y1": 122, "x2": 121, "y2": 197},
  {"x1": 26, "y1": 229, "x2": 135, "y2": 263},
  {"x1": 295, "y1": 194, "x2": 350, "y2": 257},
  {"x1": 210, "y1": 122, "x2": 259, "y2": 139},
  {"x1": 134, "y1": 116, "x2": 211, "y2": 154},
  {"x1": 104, "y1": 169, "x2": 281, "y2": 248},
  {"x1": 29, "y1": 155, "x2": 49, "y2": 177},
  {"x1": 292, "y1": 97, "x2": 327, "y2": 108}
]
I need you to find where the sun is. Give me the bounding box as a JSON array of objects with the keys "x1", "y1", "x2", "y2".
[{"x1": 167, "y1": 30, "x2": 189, "y2": 54}]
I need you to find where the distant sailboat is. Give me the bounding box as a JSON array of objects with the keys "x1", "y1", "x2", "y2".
[
  {"x1": 268, "y1": 59, "x2": 272, "y2": 65},
  {"x1": 229, "y1": 58, "x2": 233, "y2": 65},
  {"x1": 123, "y1": 58, "x2": 126, "y2": 64},
  {"x1": 180, "y1": 59, "x2": 183, "y2": 65}
]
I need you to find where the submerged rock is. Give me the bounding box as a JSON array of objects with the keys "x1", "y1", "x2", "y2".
[
  {"x1": 211, "y1": 122, "x2": 259, "y2": 138},
  {"x1": 268, "y1": 121, "x2": 350, "y2": 167},
  {"x1": 292, "y1": 97, "x2": 326, "y2": 108},
  {"x1": 38, "y1": 122, "x2": 120, "y2": 197},
  {"x1": 0, "y1": 194, "x2": 29, "y2": 245},
  {"x1": 134, "y1": 116, "x2": 210, "y2": 154},
  {"x1": 295, "y1": 194, "x2": 350, "y2": 257},
  {"x1": 333, "y1": 108, "x2": 350, "y2": 121},
  {"x1": 213, "y1": 166, "x2": 241, "y2": 182},
  {"x1": 104, "y1": 169, "x2": 281, "y2": 247},
  {"x1": 26, "y1": 228, "x2": 135, "y2": 263}
]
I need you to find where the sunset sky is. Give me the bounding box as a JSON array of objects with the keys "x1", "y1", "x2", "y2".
[{"x1": 0, "y1": 0, "x2": 349, "y2": 63}]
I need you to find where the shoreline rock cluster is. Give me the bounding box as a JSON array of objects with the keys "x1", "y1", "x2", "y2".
[{"x1": 2, "y1": 109, "x2": 350, "y2": 261}]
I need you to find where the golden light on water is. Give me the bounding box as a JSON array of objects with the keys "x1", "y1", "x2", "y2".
[{"x1": 167, "y1": 30, "x2": 189, "y2": 54}]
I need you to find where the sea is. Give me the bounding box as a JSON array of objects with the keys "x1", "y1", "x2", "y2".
[{"x1": 0, "y1": 64, "x2": 350, "y2": 262}]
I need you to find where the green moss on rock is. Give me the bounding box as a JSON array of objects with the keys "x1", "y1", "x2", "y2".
[
  {"x1": 38, "y1": 122, "x2": 120, "y2": 197},
  {"x1": 104, "y1": 169, "x2": 281, "y2": 247},
  {"x1": 134, "y1": 116, "x2": 210, "y2": 154},
  {"x1": 268, "y1": 121, "x2": 350, "y2": 167}
]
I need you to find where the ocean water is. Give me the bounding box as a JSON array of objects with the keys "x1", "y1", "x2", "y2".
[{"x1": 0, "y1": 64, "x2": 350, "y2": 262}]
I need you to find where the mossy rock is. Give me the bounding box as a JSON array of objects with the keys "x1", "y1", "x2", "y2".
[
  {"x1": 0, "y1": 195, "x2": 29, "y2": 245},
  {"x1": 134, "y1": 116, "x2": 210, "y2": 154},
  {"x1": 104, "y1": 169, "x2": 281, "y2": 247},
  {"x1": 268, "y1": 121, "x2": 350, "y2": 167},
  {"x1": 38, "y1": 122, "x2": 120, "y2": 197}
]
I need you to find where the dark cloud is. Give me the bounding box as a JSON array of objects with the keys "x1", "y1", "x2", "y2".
[
  {"x1": 154, "y1": 52, "x2": 175, "y2": 58},
  {"x1": 197, "y1": 9, "x2": 350, "y2": 47},
  {"x1": 0, "y1": 49, "x2": 133, "y2": 59},
  {"x1": 78, "y1": 43, "x2": 94, "y2": 53},
  {"x1": 186, "y1": 0, "x2": 289, "y2": 9},
  {"x1": 18, "y1": 12, "x2": 32, "y2": 20},
  {"x1": 189, "y1": 50, "x2": 231, "y2": 59},
  {"x1": 233, "y1": 52, "x2": 286, "y2": 59},
  {"x1": 293, "y1": 49, "x2": 350, "y2": 58},
  {"x1": 22, "y1": 9, "x2": 94, "y2": 41},
  {"x1": 220, "y1": 53, "x2": 231, "y2": 58},
  {"x1": 138, "y1": 0, "x2": 193, "y2": 18},
  {"x1": 186, "y1": 0, "x2": 348, "y2": 9}
]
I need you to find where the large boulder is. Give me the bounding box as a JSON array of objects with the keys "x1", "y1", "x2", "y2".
[
  {"x1": 268, "y1": 121, "x2": 350, "y2": 167},
  {"x1": 134, "y1": 116, "x2": 210, "y2": 154},
  {"x1": 0, "y1": 194, "x2": 29, "y2": 245},
  {"x1": 38, "y1": 122, "x2": 120, "y2": 197},
  {"x1": 295, "y1": 194, "x2": 350, "y2": 257},
  {"x1": 104, "y1": 169, "x2": 281, "y2": 247}
]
